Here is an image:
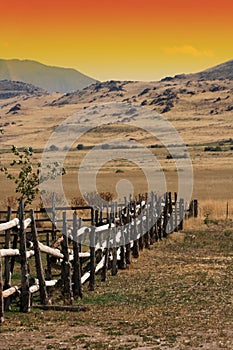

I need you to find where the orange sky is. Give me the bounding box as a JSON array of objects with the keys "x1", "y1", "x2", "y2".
[{"x1": 1, "y1": 0, "x2": 233, "y2": 81}]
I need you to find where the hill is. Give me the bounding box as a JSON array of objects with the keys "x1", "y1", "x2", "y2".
[
  {"x1": 162, "y1": 59, "x2": 233, "y2": 81},
  {"x1": 0, "y1": 79, "x2": 45, "y2": 99},
  {"x1": 0, "y1": 59, "x2": 98, "y2": 93},
  {"x1": 192, "y1": 59, "x2": 233, "y2": 80}
]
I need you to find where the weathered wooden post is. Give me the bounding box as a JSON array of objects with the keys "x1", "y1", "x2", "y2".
[
  {"x1": 157, "y1": 196, "x2": 162, "y2": 240},
  {"x1": 61, "y1": 211, "x2": 73, "y2": 304},
  {"x1": 179, "y1": 198, "x2": 184, "y2": 231},
  {"x1": 125, "y1": 206, "x2": 131, "y2": 264},
  {"x1": 94, "y1": 209, "x2": 99, "y2": 245},
  {"x1": 138, "y1": 194, "x2": 144, "y2": 250},
  {"x1": 89, "y1": 208, "x2": 96, "y2": 291},
  {"x1": 72, "y1": 212, "x2": 82, "y2": 299},
  {"x1": 4, "y1": 206, "x2": 12, "y2": 311},
  {"x1": 163, "y1": 193, "x2": 168, "y2": 238},
  {"x1": 118, "y1": 213, "x2": 126, "y2": 270},
  {"x1": 30, "y1": 209, "x2": 49, "y2": 305},
  {"x1": 193, "y1": 199, "x2": 198, "y2": 218},
  {"x1": 174, "y1": 192, "x2": 178, "y2": 232},
  {"x1": 168, "y1": 192, "x2": 173, "y2": 233},
  {"x1": 111, "y1": 205, "x2": 118, "y2": 276},
  {"x1": 0, "y1": 256, "x2": 4, "y2": 323},
  {"x1": 144, "y1": 193, "x2": 150, "y2": 248},
  {"x1": 153, "y1": 193, "x2": 159, "y2": 242},
  {"x1": 19, "y1": 198, "x2": 30, "y2": 313},
  {"x1": 45, "y1": 231, "x2": 52, "y2": 280},
  {"x1": 149, "y1": 192, "x2": 155, "y2": 244},
  {"x1": 132, "y1": 202, "x2": 139, "y2": 258},
  {"x1": 101, "y1": 208, "x2": 111, "y2": 281},
  {"x1": 51, "y1": 192, "x2": 56, "y2": 241}
]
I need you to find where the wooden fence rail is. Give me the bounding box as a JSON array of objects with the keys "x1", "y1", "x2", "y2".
[{"x1": 0, "y1": 192, "x2": 198, "y2": 324}]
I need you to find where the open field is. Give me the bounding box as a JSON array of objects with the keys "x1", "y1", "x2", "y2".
[{"x1": 1, "y1": 75, "x2": 233, "y2": 213}]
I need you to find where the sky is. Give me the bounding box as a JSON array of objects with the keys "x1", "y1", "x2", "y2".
[{"x1": 1, "y1": 0, "x2": 233, "y2": 81}]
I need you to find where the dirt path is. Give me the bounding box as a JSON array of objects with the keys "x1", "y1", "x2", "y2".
[{"x1": 1, "y1": 223, "x2": 232, "y2": 349}]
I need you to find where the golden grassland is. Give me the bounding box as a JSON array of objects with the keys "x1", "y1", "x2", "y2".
[{"x1": 0, "y1": 78, "x2": 233, "y2": 220}]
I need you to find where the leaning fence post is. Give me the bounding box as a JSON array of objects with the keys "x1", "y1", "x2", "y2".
[
  {"x1": 19, "y1": 198, "x2": 30, "y2": 313},
  {"x1": 30, "y1": 209, "x2": 49, "y2": 305}
]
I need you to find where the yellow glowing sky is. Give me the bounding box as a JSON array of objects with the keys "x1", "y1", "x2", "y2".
[{"x1": 1, "y1": 0, "x2": 233, "y2": 81}]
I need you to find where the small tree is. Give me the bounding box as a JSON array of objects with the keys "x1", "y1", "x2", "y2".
[{"x1": 1, "y1": 146, "x2": 66, "y2": 206}]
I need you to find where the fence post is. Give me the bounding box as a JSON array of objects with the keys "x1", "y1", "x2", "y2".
[
  {"x1": 145, "y1": 193, "x2": 150, "y2": 248},
  {"x1": 111, "y1": 205, "x2": 118, "y2": 276},
  {"x1": 0, "y1": 257, "x2": 4, "y2": 323},
  {"x1": 168, "y1": 192, "x2": 173, "y2": 233},
  {"x1": 118, "y1": 213, "x2": 126, "y2": 269},
  {"x1": 89, "y1": 210, "x2": 96, "y2": 291},
  {"x1": 132, "y1": 201, "x2": 139, "y2": 258},
  {"x1": 179, "y1": 198, "x2": 184, "y2": 231},
  {"x1": 45, "y1": 232, "x2": 52, "y2": 280},
  {"x1": 19, "y1": 198, "x2": 30, "y2": 313},
  {"x1": 101, "y1": 210, "x2": 111, "y2": 281},
  {"x1": 163, "y1": 193, "x2": 169, "y2": 238},
  {"x1": 51, "y1": 192, "x2": 56, "y2": 241},
  {"x1": 61, "y1": 211, "x2": 73, "y2": 304},
  {"x1": 72, "y1": 212, "x2": 82, "y2": 299},
  {"x1": 174, "y1": 192, "x2": 178, "y2": 232},
  {"x1": 138, "y1": 194, "x2": 144, "y2": 250},
  {"x1": 4, "y1": 206, "x2": 12, "y2": 311},
  {"x1": 125, "y1": 205, "x2": 131, "y2": 264},
  {"x1": 30, "y1": 209, "x2": 49, "y2": 305},
  {"x1": 193, "y1": 199, "x2": 198, "y2": 218}
]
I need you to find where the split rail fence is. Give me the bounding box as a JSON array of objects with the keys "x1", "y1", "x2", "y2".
[{"x1": 0, "y1": 193, "x2": 198, "y2": 323}]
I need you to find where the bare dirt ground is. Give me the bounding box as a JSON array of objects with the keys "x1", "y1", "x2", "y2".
[{"x1": 1, "y1": 222, "x2": 232, "y2": 350}]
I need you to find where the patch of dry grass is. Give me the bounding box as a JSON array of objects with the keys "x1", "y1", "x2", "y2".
[{"x1": 1, "y1": 223, "x2": 232, "y2": 349}]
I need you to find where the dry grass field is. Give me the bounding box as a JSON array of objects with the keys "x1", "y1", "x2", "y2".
[
  {"x1": 1, "y1": 75, "x2": 233, "y2": 214},
  {"x1": 0, "y1": 71, "x2": 233, "y2": 349}
]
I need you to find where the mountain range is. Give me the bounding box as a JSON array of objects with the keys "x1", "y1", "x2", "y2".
[{"x1": 0, "y1": 59, "x2": 98, "y2": 93}]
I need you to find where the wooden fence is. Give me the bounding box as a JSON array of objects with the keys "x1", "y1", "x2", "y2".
[{"x1": 0, "y1": 192, "x2": 198, "y2": 323}]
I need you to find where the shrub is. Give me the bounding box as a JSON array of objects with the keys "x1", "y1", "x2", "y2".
[
  {"x1": 77, "y1": 144, "x2": 84, "y2": 150},
  {"x1": 204, "y1": 146, "x2": 222, "y2": 152}
]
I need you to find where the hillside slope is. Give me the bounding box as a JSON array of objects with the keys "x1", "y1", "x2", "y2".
[
  {"x1": 0, "y1": 80, "x2": 45, "y2": 99},
  {"x1": 0, "y1": 59, "x2": 98, "y2": 93}
]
